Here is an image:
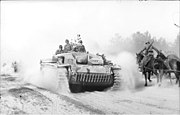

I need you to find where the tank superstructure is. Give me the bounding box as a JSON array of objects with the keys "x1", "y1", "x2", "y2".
[{"x1": 40, "y1": 52, "x2": 121, "y2": 93}]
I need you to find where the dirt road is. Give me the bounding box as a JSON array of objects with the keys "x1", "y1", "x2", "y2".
[{"x1": 0, "y1": 74, "x2": 179, "y2": 115}]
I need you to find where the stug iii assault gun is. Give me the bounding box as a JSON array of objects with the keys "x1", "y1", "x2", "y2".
[{"x1": 40, "y1": 52, "x2": 121, "y2": 93}]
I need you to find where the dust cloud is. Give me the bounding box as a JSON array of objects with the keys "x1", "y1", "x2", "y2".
[
  {"x1": 23, "y1": 65, "x2": 70, "y2": 94},
  {"x1": 113, "y1": 51, "x2": 144, "y2": 91},
  {"x1": 23, "y1": 67, "x2": 56, "y2": 91}
]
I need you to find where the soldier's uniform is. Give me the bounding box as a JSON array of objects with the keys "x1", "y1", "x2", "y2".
[
  {"x1": 77, "y1": 44, "x2": 86, "y2": 52},
  {"x1": 77, "y1": 34, "x2": 81, "y2": 43},
  {"x1": 75, "y1": 40, "x2": 86, "y2": 52},
  {"x1": 139, "y1": 41, "x2": 159, "y2": 70},
  {"x1": 64, "y1": 44, "x2": 72, "y2": 53},
  {"x1": 55, "y1": 45, "x2": 64, "y2": 55},
  {"x1": 55, "y1": 49, "x2": 64, "y2": 55},
  {"x1": 64, "y1": 39, "x2": 72, "y2": 53}
]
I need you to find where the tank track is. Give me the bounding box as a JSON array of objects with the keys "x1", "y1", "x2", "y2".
[
  {"x1": 57, "y1": 68, "x2": 70, "y2": 94},
  {"x1": 111, "y1": 69, "x2": 122, "y2": 91}
]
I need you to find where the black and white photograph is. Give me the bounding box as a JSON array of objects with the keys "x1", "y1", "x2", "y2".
[{"x1": 0, "y1": 0, "x2": 180, "y2": 114}]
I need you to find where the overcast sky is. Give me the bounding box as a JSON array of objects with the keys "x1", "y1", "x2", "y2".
[{"x1": 1, "y1": 1, "x2": 180, "y2": 64}]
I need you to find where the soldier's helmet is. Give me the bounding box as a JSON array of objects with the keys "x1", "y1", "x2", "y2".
[
  {"x1": 59, "y1": 45, "x2": 62, "y2": 49},
  {"x1": 77, "y1": 34, "x2": 81, "y2": 37},
  {"x1": 65, "y1": 39, "x2": 69, "y2": 43},
  {"x1": 145, "y1": 41, "x2": 150, "y2": 44}
]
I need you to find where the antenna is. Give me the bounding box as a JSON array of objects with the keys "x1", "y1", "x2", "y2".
[{"x1": 173, "y1": 23, "x2": 180, "y2": 57}]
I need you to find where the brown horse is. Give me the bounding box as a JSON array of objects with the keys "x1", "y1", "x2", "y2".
[
  {"x1": 156, "y1": 53, "x2": 180, "y2": 86},
  {"x1": 136, "y1": 53, "x2": 160, "y2": 86}
]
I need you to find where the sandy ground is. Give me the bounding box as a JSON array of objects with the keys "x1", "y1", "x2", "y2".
[{"x1": 0, "y1": 72, "x2": 179, "y2": 115}]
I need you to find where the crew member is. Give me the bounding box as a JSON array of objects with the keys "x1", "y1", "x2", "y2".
[
  {"x1": 76, "y1": 40, "x2": 86, "y2": 52},
  {"x1": 64, "y1": 39, "x2": 72, "y2": 53},
  {"x1": 55, "y1": 45, "x2": 64, "y2": 55}
]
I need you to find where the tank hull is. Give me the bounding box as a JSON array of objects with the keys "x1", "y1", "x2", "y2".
[
  {"x1": 40, "y1": 52, "x2": 121, "y2": 93},
  {"x1": 69, "y1": 84, "x2": 113, "y2": 93},
  {"x1": 68, "y1": 72, "x2": 114, "y2": 92}
]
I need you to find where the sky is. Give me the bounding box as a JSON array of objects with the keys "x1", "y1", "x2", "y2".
[{"x1": 1, "y1": 1, "x2": 180, "y2": 65}]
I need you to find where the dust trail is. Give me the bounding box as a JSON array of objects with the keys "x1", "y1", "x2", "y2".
[
  {"x1": 24, "y1": 67, "x2": 65, "y2": 93},
  {"x1": 1, "y1": 58, "x2": 70, "y2": 94},
  {"x1": 1, "y1": 63, "x2": 14, "y2": 75},
  {"x1": 113, "y1": 51, "x2": 144, "y2": 91},
  {"x1": 23, "y1": 65, "x2": 70, "y2": 94}
]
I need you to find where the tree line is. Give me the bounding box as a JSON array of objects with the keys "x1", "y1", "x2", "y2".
[{"x1": 106, "y1": 31, "x2": 179, "y2": 57}]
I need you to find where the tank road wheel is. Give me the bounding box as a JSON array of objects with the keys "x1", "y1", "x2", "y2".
[
  {"x1": 69, "y1": 84, "x2": 82, "y2": 93},
  {"x1": 111, "y1": 69, "x2": 121, "y2": 91}
]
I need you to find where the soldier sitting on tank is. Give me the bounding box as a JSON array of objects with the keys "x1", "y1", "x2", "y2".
[
  {"x1": 74, "y1": 40, "x2": 86, "y2": 52},
  {"x1": 77, "y1": 34, "x2": 82, "y2": 43},
  {"x1": 64, "y1": 39, "x2": 72, "y2": 53},
  {"x1": 139, "y1": 40, "x2": 159, "y2": 72},
  {"x1": 55, "y1": 45, "x2": 64, "y2": 55}
]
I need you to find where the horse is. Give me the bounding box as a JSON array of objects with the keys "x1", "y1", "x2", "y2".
[
  {"x1": 136, "y1": 53, "x2": 159, "y2": 86},
  {"x1": 154, "y1": 53, "x2": 168, "y2": 86},
  {"x1": 157, "y1": 53, "x2": 180, "y2": 86}
]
